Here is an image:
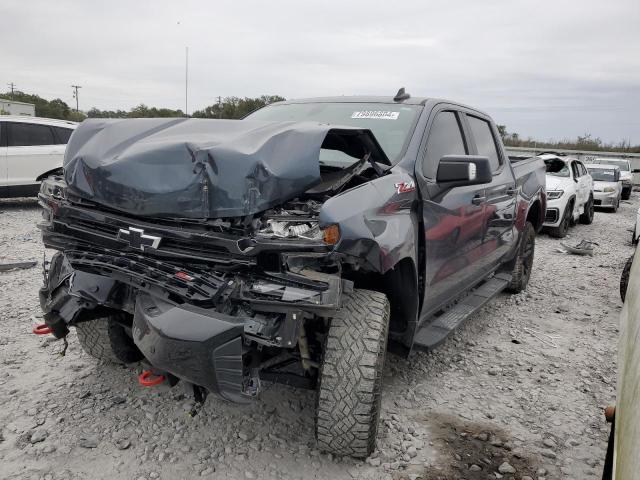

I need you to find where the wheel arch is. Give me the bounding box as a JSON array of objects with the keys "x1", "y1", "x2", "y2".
[
  {"x1": 526, "y1": 199, "x2": 544, "y2": 233},
  {"x1": 344, "y1": 256, "x2": 419, "y2": 354}
]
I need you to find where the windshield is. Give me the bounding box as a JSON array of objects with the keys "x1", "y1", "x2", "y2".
[
  {"x1": 592, "y1": 159, "x2": 630, "y2": 171},
  {"x1": 545, "y1": 159, "x2": 570, "y2": 177},
  {"x1": 246, "y1": 102, "x2": 421, "y2": 164},
  {"x1": 588, "y1": 168, "x2": 617, "y2": 182}
]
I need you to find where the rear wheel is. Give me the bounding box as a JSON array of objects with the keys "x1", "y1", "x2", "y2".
[
  {"x1": 507, "y1": 221, "x2": 535, "y2": 293},
  {"x1": 315, "y1": 289, "x2": 390, "y2": 458},
  {"x1": 548, "y1": 202, "x2": 573, "y2": 238},
  {"x1": 75, "y1": 314, "x2": 143, "y2": 364},
  {"x1": 579, "y1": 195, "x2": 594, "y2": 224},
  {"x1": 622, "y1": 188, "x2": 631, "y2": 200}
]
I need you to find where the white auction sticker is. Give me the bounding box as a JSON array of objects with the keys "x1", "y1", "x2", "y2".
[{"x1": 351, "y1": 111, "x2": 400, "y2": 120}]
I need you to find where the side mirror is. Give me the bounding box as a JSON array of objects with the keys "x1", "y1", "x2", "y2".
[{"x1": 436, "y1": 155, "x2": 492, "y2": 188}]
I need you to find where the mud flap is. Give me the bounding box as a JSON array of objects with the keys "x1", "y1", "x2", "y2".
[{"x1": 132, "y1": 293, "x2": 248, "y2": 402}]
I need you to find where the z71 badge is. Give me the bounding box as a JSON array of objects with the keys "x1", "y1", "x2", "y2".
[{"x1": 394, "y1": 181, "x2": 416, "y2": 194}]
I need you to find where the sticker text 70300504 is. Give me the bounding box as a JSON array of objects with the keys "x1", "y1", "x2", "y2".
[{"x1": 351, "y1": 111, "x2": 400, "y2": 120}]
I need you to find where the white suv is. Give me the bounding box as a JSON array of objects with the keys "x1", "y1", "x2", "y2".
[
  {"x1": 541, "y1": 153, "x2": 594, "y2": 238},
  {"x1": 0, "y1": 116, "x2": 77, "y2": 197},
  {"x1": 590, "y1": 158, "x2": 634, "y2": 200}
]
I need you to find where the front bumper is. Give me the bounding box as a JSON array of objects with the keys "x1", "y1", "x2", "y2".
[
  {"x1": 594, "y1": 191, "x2": 619, "y2": 207},
  {"x1": 39, "y1": 244, "x2": 344, "y2": 400},
  {"x1": 133, "y1": 294, "x2": 247, "y2": 402},
  {"x1": 542, "y1": 197, "x2": 565, "y2": 227}
]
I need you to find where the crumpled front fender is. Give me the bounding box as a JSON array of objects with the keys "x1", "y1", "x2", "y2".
[{"x1": 319, "y1": 171, "x2": 419, "y2": 274}]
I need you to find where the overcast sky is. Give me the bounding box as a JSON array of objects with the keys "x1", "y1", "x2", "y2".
[{"x1": 3, "y1": 0, "x2": 639, "y2": 143}]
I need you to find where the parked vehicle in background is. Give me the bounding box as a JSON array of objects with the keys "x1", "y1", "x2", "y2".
[
  {"x1": 590, "y1": 158, "x2": 634, "y2": 200},
  {"x1": 0, "y1": 116, "x2": 77, "y2": 197},
  {"x1": 586, "y1": 164, "x2": 622, "y2": 212},
  {"x1": 541, "y1": 153, "x2": 594, "y2": 237},
  {"x1": 38, "y1": 93, "x2": 546, "y2": 458}
]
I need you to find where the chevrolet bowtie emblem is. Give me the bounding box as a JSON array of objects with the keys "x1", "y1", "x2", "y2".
[{"x1": 117, "y1": 227, "x2": 161, "y2": 251}]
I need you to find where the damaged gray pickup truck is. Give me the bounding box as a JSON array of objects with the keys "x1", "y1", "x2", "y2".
[{"x1": 38, "y1": 92, "x2": 546, "y2": 458}]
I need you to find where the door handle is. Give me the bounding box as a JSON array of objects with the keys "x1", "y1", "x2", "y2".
[
  {"x1": 471, "y1": 195, "x2": 486, "y2": 205},
  {"x1": 506, "y1": 187, "x2": 517, "y2": 196}
]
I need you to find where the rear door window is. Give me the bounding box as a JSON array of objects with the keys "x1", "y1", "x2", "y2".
[
  {"x1": 571, "y1": 162, "x2": 581, "y2": 178},
  {"x1": 8, "y1": 123, "x2": 55, "y2": 146},
  {"x1": 579, "y1": 163, "x2": 588, "y2": 176},
  {"x1": 467, "y1": 115, "x2": 501, "y2": 172},
  {"x1": 423, "y1": 111, "x2": 467, "y2": 178},
  {"x1": 52, "y1": 127, "x2": 73, "y2": 144}
]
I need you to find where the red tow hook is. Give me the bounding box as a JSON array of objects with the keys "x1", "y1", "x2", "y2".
[
  {"x1": 32, "y1": 324, "x2": 53, "y2": 335},
  {"x1": 138, "y1": 370, "x2": 165, "y2": 387}
]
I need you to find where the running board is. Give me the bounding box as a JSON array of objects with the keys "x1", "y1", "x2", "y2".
[{"x1": 413, "y1": 273, "x2": 511, "y2": 351}]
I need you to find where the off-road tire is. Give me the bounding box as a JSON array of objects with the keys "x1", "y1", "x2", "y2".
[
  {"x1": 75, "y1": 315, "x2": 143, "y2": 364},
  {"x1": 315, "y1": 289, "x2": 390, "y2": 458},
  {"x1": 548, "y1": 201, "x2": 573, "y2": 238},
  {"x1": 620, "y1": 255, "x2": 634, "y2": 302},
  {"x1": 622, "y1": 188, "x2": 631, "y2": 201},
  {"x1": 579, "y1": 195, "x2": 594, "y2": 224},
  {"x1": 507, "y1": 221, "x2": 535, "y2": 293},
  {"x1": 611, "y1": 198, "x2": 619, "y2": 213}
]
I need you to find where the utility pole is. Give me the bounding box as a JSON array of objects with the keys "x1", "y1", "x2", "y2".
[
  {"x1": 185, "y1": 46, "x2": 189, "y2": 116},
  {"x1": 71, "y1": 85, "x2": 82, "y2": 112},
  {"x1": 217, "y1": 96, "x2": 222, "y2": 119},
  {"x1": 7, "y1": 82, "x2": 16, "y2": 99}
]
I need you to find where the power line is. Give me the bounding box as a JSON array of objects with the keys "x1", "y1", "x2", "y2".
[
  {"x1": 7, "y1": 82, "x2": 16, "y2": 99},
  {"x1": 185, "y1": 46, "x2": 189, "y2": 117},
  {"x1": 71, "y1": 85, "x2": 82, "y2": 112}
]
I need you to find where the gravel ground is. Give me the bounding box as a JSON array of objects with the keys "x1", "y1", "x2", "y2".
[{"x1": 0, "y1": 195, "x2": 635, "y2": 480}]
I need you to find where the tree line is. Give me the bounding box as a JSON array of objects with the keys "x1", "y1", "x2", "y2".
[
  {"x1": 497, "y1": 125, "x2": 639, "y2": 154},
  {"x1": 2, "y1": 90, "x2": 638, "y2": 153},
  {"x1": 0, "y1": 91, "x2": 284, "y2": 121}
]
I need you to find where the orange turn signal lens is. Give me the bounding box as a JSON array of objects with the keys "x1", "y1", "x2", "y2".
[{"x1": 322, "y1": 224, "x2": 341, "y2": 245}]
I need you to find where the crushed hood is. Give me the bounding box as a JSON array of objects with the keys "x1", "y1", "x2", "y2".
[{"x1": 63, "y1": 118, "x2": 388, "y2": 219}]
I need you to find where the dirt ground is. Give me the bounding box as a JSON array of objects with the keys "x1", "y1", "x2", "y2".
[{"x1": 0, "y1": 194, "x2": 634, "y2": 480}]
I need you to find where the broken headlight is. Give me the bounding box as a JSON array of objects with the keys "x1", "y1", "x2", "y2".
[
  {"x1": 257, "y1": 219, "x2": 323, "y2": 241},
  {"x1": 547, "y1": 190, "x2": 564, "y2": 200}
]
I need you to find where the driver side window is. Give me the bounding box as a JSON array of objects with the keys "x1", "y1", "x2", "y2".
[{"x1": 423, "y1": 111, "x2": 467, "y2": 178}]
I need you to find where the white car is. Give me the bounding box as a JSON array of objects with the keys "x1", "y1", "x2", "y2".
[
  {"x1": 541, "y1": 153, "x2": 594, "y2": 237},
  {"x1": 590, "y1": 158, "x2": 634, "y2": 200},
  {"x1": 586, "y1": 164, "x2": 622, "y2": 212},
  {"x1": 0, "y1": 116, "x2": 77, "y2": 197}
]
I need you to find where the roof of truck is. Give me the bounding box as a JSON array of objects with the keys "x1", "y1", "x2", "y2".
[{"x1": 274, "y1": 96, "x2": 430, "y2": 106}]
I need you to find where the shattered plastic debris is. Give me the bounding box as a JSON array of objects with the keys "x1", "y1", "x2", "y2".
[
  {"x1": 0, "y1": 260, "x2": 37, "y2": 272},
  {"x1": 559, "y1": 240, "x2": 598, "y2": 256}
]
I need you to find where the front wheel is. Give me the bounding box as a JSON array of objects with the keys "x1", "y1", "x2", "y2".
[
  {"x1": 315, "y1": 289, "x2": 390, "y2": 458},
  {"x1": 75, "y1": 314, "x2": 144, "y2": 364},
  {"x1": 622, "y1": 188, "x2": 631, "y2": 200},
  {"x1": 579, "y1": 195, "x2": 594, "y2": 224},
  {"x1": 548, "y1": 202, "x2": 573, "y2": 238},
  {"x1": 507, "y1": 221, "x2": 535, "y2": 293}
]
